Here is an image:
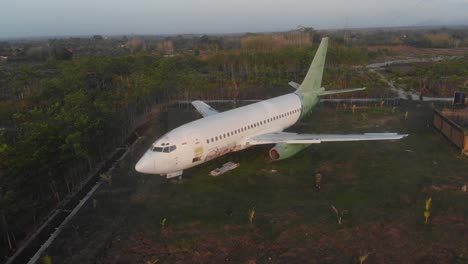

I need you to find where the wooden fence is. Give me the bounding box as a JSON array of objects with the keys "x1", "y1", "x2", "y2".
[{"x1": 433, "y1": 109, "x2": 468, "y2": 155}]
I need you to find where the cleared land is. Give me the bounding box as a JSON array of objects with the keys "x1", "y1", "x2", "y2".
[{"x1": 42, "y1": 103, "x2": 467, "y2": 264}]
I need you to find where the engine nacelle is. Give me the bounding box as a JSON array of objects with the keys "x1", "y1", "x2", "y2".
[{"x1": 269, "y1": 143, "x2": 310, "y2": 161}]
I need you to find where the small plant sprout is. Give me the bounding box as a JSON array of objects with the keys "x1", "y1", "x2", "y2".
[
  {"x1": 352, "y1": 104, "x2": 356, "y2": 114},
  {"x1": 358, "y1": 252, "x2": 372, "y2": 264},
  {"x1": 160, "y1": 218, "x2": 167, "y2": 228},
  {"x1": 404, "y1": 111, "x2": 409, "y2": 120},
  {"x1": 392, "y1": 107, "x2": 396, "y2": 113},
  {"x1": 424, "y1": 197, "x2": 432, "y2": 224},
  {"x1": 315, "y1": 172, "x2": 322, "y2": 191},
  {"x1": 92, "y1": 198, "x2": 98, "y2": 209},
  {"x1": 331, "y1": 205, "x2": 348, "y2": 225},
  {"x1": 42, "y1": 255, "x2": 52, "y2": 264},
  {"x1": 146, "y1": 259, "x2": 159, "y2": 264},
  {"x1": 100, "y1": 173, "x2": 112, "y2": 185},
  {"x1": 462, "y1": 185, "x2": 467, "y2": 192},
  {"x1": 248, "y1": 207, "x2": 256, "y2": 224},
  {"x1": 380, "y1": 100, "x2": 384, "y2": 108},
  {"x1": 361, "y1": 113, "x2": 368, "y2": 121}
]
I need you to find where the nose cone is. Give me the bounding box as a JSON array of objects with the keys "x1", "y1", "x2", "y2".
[{"x1": 135, "y1": 155, "x2": 155, "y2": 174}]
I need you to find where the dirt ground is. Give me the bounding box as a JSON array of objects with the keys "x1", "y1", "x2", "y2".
[{"x1": 43, "y1": 103, "x2": 468, "y2": 264}]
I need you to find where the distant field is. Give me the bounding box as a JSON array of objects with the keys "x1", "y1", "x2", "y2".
[
  {"x1": 43, "y1": 103, "x2": 467, "y2": 264},
  {"x1": 380, "y1": 57, "x2": 468, "y2": 97},
  {"x1": 367, "y1": 45, "x2": 468, "y2": 60}
]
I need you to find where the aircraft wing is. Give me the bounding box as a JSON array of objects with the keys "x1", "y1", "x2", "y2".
[
  {"x1": 319, "y1": 87, "x2": 366, "y2": 96},
  {"x1": 191, "y1": 100, "x2": 219, "y2": 117},
  {"x1": 248, "y1": 132, "x2": 407, "y2": 145}
]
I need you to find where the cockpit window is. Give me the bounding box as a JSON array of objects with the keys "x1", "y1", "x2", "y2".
[
  {"x1": 151, "y1": 146, "x2": 163, "y2": 152},
  {"x1": 152, "y1": 145, "x2": 176, "y2": 153}
]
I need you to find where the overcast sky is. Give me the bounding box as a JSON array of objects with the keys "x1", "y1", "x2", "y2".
[{"x1": 1, "y1": 0, "x2": 468, "y2": 38}]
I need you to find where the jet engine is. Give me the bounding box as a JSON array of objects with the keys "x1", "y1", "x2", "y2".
[{"x1": 269, "y1": 143, "x2": 310, "y2": 161}]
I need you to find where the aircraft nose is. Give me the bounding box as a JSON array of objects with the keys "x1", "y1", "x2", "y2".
[{"x1": 135, "y1": 156, "x2": 155, "y2": 174}]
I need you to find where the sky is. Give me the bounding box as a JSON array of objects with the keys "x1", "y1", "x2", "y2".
[{"x1": 1, "y1": 0, "x2": 468, "y2": 38}]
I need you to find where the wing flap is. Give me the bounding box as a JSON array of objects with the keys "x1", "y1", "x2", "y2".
[
  {"x1": 191, "y1": 100, "x2": 219, "y2": 117},
  {"x1": 249, "y1": 132, "x2": 407, "y2": 145}
]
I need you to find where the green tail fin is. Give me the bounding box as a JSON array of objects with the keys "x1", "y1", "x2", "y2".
[
  {"x1": 295, "y1": 37, "x2": 328, "y2": 115},
  {"x1": 296, "y1": 37, "x2": 328, "y2": 95}
]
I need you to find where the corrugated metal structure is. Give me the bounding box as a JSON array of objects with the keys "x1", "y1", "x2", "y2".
[{"x1": 433, "y1": 109, "x2": 468, "y2": 155}]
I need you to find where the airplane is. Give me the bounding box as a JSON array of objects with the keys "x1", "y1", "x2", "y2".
[{"x1": 135, "y1": 37, "x2": 407, "y2": 178}]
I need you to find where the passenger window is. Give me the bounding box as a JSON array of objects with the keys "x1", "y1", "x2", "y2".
[
  {"x1": 206, "y1": 139, "x2": 209, "y2": 144},
  {"x1": 216, "y1": 136, "x2": 218, "y2": 140},
  {"x1": 211, "y1": 138, "x2": 214, "y2": 142}
]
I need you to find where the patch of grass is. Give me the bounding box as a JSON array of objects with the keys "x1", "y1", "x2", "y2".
[{"x1": 46, "y1": 104, "x2": 468, "y2": 263}]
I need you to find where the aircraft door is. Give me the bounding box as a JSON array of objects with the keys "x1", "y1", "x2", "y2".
[{"x1": 191, "y1": 132, "x2": 204, "y2": 163}]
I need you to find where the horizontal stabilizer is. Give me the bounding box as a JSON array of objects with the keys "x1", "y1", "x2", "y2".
[
  {"x1": 249, "y1": 132, "x2": 407, "y2": 145},
  {"x1": 288, "y1": 81, "x2": 301, "y2": 89},
  {"x1": 319, "y1": 87, "x2": 366, "y2": 96},
  {"x1": 191, "y1": 100, "x2": 219, "y2": 117}
]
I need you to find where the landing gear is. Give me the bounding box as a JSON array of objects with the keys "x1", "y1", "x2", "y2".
[
  {"x1": 166, "y1": 171, "x2": 184, "y2": 184},
  {"x1": 166, "y1": 170, "x2": 183, "y2": 179}
]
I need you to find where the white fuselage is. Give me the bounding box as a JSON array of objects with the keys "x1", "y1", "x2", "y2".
[{"x1": 135, "y1": 93, "x2": 304, "y2": 176}]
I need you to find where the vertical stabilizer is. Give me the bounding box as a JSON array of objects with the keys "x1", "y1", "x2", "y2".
[
  {"x1": 296, "y1": 37, "x2": 328, "y2": 94},
  {"x1": 295, "y1": 37, "x2": 328, "y2": 115}
]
